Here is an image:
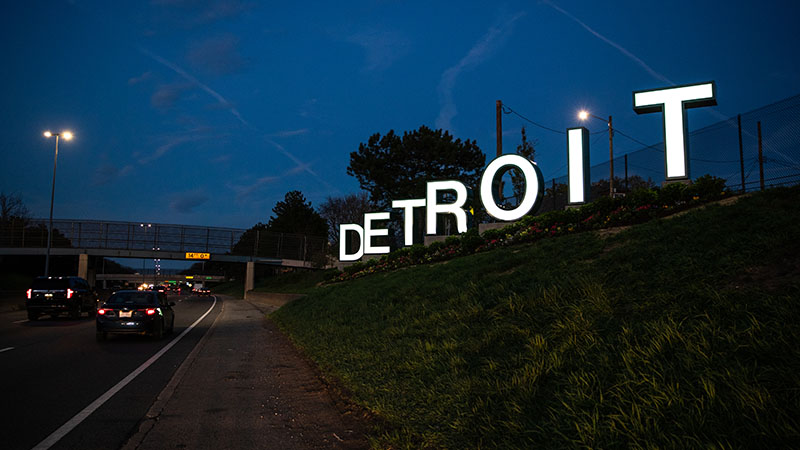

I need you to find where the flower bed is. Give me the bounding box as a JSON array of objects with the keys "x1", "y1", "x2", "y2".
[{"x1": 333, "y1": 174, "x2": 729, "y2": 282}]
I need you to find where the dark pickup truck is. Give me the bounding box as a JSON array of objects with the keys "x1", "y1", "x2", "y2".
[{"x1": 26, "y1": 276, "x2": 99, "y2": 320}]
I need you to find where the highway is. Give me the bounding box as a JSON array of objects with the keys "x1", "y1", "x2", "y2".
[{"x1": 0, "y1": 293, "x2": 221, "y2": 450}]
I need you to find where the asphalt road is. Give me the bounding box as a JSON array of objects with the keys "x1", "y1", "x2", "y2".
[{"x1": 0, "y1": 293, "x2": 221, "y2": 450}]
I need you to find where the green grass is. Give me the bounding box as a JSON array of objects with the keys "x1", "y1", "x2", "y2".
[
  {"x1": 252, "y1": 268, "x2": 337, "y2": 294},
  {"x1": 271, "y1": 187, "x2": 800, "y2": 449},
  {"x1": 211, "y1": 280, "x2": 245, "y2": 298}
]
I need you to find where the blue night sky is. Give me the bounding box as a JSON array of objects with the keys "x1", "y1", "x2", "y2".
[{"x1": 2, "y1": 0, "x2": 799, "y2": 231}]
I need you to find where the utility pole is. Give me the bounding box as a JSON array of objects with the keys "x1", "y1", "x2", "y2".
[
  {"x1": 758, "y1": 121, "x2": 765, "y2": 191},
  {"x1": 496, "y1": 100, "x2": 503, "y2": 202},
  {"x1": 608, "y1": 115, "x2": 614, "y2": 197}
]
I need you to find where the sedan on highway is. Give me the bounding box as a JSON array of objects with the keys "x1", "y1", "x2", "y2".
[{"x1": 96, "y1": 290, "x2": 175, "y2": 341}]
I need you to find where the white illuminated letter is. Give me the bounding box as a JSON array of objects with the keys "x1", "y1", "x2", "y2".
[
  {"x1": 567, "y1": 127, "x2": 590, "y2": 204},
  {"x1": 364, "y1": 212, "x2": 391, "y2": 255},
  {"x1": 392, "y1": 198, "x2": 426, "y2": 246},
  {"x1": 633, "y1": 81, "x2": 717, "y2": 180},
  {"x1": 426, "y1": 181, "x2": 468, "y2": 235},
  {"x1": 479, "y1": 154, "x2": 543, "y2": 221},
  {"x1": 339, "y1": 224, "x2": 364, "y2": 262}
]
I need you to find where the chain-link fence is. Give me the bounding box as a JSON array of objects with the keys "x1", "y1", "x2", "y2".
[
  {"x1": 0, "y1": 219, "x2": 328, "y2": 262},
  {"x1": 535, "y1": 93, "x2": 800, "y2": 212}
]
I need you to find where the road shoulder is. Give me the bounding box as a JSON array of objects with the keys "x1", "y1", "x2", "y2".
[{"x1": 124, "y1": 295, "x2": 370, "y2": 450}]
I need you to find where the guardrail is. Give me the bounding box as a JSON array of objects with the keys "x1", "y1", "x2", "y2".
[{"x1": 0, "y1": 219, "x2": 327, "y2": 262}]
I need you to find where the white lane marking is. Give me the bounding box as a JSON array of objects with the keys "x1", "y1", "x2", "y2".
[
  {"x1": 0, "y1": 347, "x2": 14, "y2": 353},
  {"x1": 13, "y1": 319, "x2": 29, "y2": 324},
  {"x1": 32, "y1": 296, "x2": 218, "y2": 450}
]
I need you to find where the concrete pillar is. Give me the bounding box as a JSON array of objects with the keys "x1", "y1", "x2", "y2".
[
  {"x1": 245, "y1": 261, "x2": 255, "y2": 293},
  {"x1": 78, "y1": 254, "x2": 89, "y2": 280}
]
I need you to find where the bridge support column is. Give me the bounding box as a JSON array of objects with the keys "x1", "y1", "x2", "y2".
[
  {"x1": 245, "y1": 261, "x2": 255, "y2": 293},
  {"x1": 78, "y1": 254, "x2": 89, "y2": 280}
]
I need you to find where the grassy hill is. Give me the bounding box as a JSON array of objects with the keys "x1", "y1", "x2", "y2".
[{"x1": 271, "y1": 186, "x2": 800, "y2": 449}]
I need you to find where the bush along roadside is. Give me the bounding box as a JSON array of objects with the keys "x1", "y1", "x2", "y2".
[{"x1": 333, "y1": 174, "x2": 730, "y2": 282}]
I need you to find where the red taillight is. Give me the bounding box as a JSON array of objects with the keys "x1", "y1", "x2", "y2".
[
  {"x1": 67, "y1": 289, "x2": 74, "y2": 299},
  {"x1": 27, "y1": 289, "x2": 32, "y2": 299},
  {"x1": 146, "y1": 308, "x2": 157, "y2": 316},
  {"x1": 97, "y1": 308, "x2": 107, "y2": 315}
]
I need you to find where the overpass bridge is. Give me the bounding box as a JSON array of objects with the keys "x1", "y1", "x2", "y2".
[{"x1": 0, "y1": 218, "x2": 328, "y2": 292}]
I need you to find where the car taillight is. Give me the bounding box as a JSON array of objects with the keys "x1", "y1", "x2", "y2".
[
  {"x1": 27, "y1": 289, "x2": 32, "y2": 299},
  {"x1": 97, "y1": 308, "x2": 107, "y2": 315},
  {"x1": 67, "y1": 289, "x2": 74, "y2": 299},
  {"x1": 146, "y1": 308, "x2": 157, "y2": 315}
]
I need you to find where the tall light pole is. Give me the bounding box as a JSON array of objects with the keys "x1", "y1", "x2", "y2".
[
  {"x1": 43, "y1": 130, "x2": 73, "y2": 276},
  {"x1": 578, "y1": 111, "x2": 614, "y2": 197}
]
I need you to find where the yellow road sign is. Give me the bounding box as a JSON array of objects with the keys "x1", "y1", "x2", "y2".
[{"x1": 185, "y1": 252, "x2": 210, "y2": 260}]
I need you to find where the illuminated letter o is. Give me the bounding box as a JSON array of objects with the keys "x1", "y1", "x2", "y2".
[{"x1": 479, "y1": 154, "x2": 543, "y2": 221}]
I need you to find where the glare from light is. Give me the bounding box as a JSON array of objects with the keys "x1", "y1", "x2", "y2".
[
  {"x1": 43, "y1": 131, "x2": 52, "y2": 138},
  {"x1": 578, "y1": 111, "x2": 589, "y2": 121},
  {"x1": 62, "y1": 131, "x2": 73, "y2": 140}
]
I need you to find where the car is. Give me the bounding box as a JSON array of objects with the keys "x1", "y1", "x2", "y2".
[
  {"x1": 194, "y1": 287, "x2": 211, "y2": 296},
  {"x1": 26, "y1": 276, "x2": 99, "y2": 321},
  {"x1": 148, "y1": 285, "x2": 168, "y2": 298},
  {"x1": 96, "y1": 290, "x2": 175, "y2": 341}
]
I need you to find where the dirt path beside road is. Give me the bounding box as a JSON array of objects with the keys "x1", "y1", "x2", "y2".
[{"x1": 125, "y1": 296, "x2": 371, "y2": 449}]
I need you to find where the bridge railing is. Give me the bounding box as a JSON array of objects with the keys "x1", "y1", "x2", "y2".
[{"x1": 0, "y1": 219, "x2": 328, "y2": 262}]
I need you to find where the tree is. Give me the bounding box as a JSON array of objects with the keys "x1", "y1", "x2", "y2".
[
  {"x1": 318, "y1": 192, "x2": 375, "y2": 246},
  {"x1": 267, "y1": 190, "x2": 328, "y2": 238},
  {"x1": 0, "y1": 192, "x2": 30, "y2": 223},
  {"x1": 511, "y1": 127, "x2": 537, "y2": 206},
  {"x1": 347, "y1": 125, "x2": 485, "y2": 209},
  {"x1": 347, "y1": 126, "x2": 485, "y2": 243}
]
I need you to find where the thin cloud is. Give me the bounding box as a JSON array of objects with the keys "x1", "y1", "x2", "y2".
[
  {"x1": 139, "y1": 47, "x2": 338, "y2": 194},
  {"x1": 150, "y1": 0, "x2": 252, "y2": 26},
  {"x1": 543, "y1": 0, "x2": 674, "y2": 86},
  {"x1": 269, "y1": 128, "x2": 310, "y2": 138},
  {"x1": 347, "y1": 28, "x2": 411, "y2": 72},
  {"x1": 139, "y1": 47, "x2": 249, "y2": 126},
  {"x1": 128, "y1": 71, "x2": 153, "y2": 85},
  {"x1": 169, "y1": 189, "x2": 209, "y2": 213},
  {"x1": 436, "y1": 12, "x2": 525, "y2": 130},
  {"x1": 150, "y1": 83, "x2": 192, "y2": 110},
  {"x1": 187, "y1": 34, "x2": 245, "y2": 76},
  {"x1": 92, "y1": 163, "x2": 135, "y2": 186},
  {"x1": 138, "y1": 133, "x2": 207, "y2": 164}
]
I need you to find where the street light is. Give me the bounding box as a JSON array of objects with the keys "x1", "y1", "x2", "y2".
[
  {"x1": 43, "y1": 130, "x2": 73, "y2": 277},
  {"x1": 578, "y1": 111, "x2": 615, "y2": 197}
]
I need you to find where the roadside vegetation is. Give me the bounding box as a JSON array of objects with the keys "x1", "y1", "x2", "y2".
[{"x1": 271, "y1": 185, "x2": 800, "y2": 449}]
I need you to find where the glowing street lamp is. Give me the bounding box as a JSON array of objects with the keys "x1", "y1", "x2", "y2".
[
  {"x1": 578, "y1": 111, "x2": 615, "y2": 197},
  {"x1": 43, "y1": 130, "x2": 73, "y2": 276}
]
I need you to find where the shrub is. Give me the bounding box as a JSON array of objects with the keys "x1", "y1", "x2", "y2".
[
  {"x1": 658, "y1": 182, "x2": 687, "y2": 205},
  {"x1": 459, "y1": 228, "x2": 484, "y2": 255},
  {"x1": 626, "y1": 187, "x2": 658, "y2": 208},
  {"x1": 689, "y1": 174, "x2": 729, "y2": 201}
]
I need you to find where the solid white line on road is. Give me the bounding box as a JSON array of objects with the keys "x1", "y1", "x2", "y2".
[
  {"x1": 0, "y1": 347, "x2": 14, "y2": 353},
  {"x1": 12, "y1": 319, "x2": 29, "y2": 324},
  {"x1": 32, "y1": 296, "x2": 219, "y2": 450}
]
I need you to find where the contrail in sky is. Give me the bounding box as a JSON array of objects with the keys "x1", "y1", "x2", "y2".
[
  {"x1": 436, "y1": 12, "x2": 525, "y2": 130},
  {"x1": 542, "y1": 0, "x2": 674, "y2": 86},
  {"x1": 138, "y1": 47, "x2": 250, "y2": 126},
  {"x1": 138, "y1": 47, "x2": 338, "y2": 193}
]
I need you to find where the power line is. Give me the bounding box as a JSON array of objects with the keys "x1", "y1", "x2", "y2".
[{"x1": 501, "y1": 104, "x2": 566, "y2": 135}]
